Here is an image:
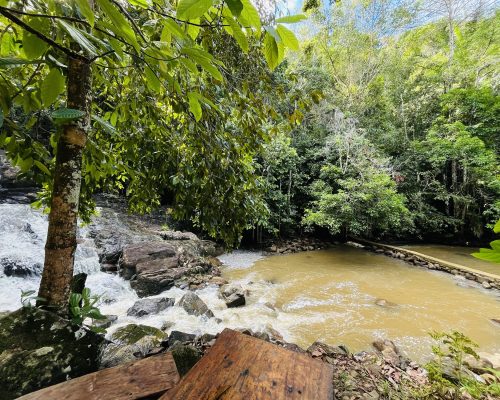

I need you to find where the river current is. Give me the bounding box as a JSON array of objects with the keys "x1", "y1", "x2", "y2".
[{"x1": 1, "y1": 204, "x2": 499, "y2": 363}]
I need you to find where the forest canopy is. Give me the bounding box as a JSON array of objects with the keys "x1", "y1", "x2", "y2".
[{"x1": 1, "y1": 0, "x2": 499, "y2": 249}]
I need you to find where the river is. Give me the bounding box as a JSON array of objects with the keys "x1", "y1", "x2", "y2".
[
  {"x1": 1, "y1": 204, "x2": 499, "y2": 364},
  {"x1": 401, "y1": 244, "x2": 500, "y2": 275}
]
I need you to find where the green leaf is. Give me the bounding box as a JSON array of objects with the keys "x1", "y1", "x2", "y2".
[
  {"x1": 41, "y1": 69, "x2": 66, "y2": 108},
  {"x1": 263, "y1": 32, "x2": 279, "y2": 70},
  {"x1": 226, "y1": 0, "x2": 243, "y2": 17},
  {"x1": 238, "y1": 0, "x2": 261, "y2": 30},
  {"x1": 22, "y1": 18, "x2": 50, "y2": 59},
  {"x1": 197, "y1": 58, "x2": 223, "y2": 81},
  {"x1": 264, "y1": 26, "x2": 281, "y2": 43},
  {"x1": 181, "y1": 47, "x2": 223, "y2": 80},
  {"x1": 34, "y1": 160, "x2": 51, "y2": 175},
  {"x1": 226, "y1": 16, "x2": 248, "y2": 53},
  {"x1": 51, "y1": 108, "x2": 86, "y2": 120},
  {"x1": 188, "y1": 92, "x2": 202, "y2": 121},
  {"x1": 494, "y1": 220, "x2": 500, "y2": 234},
  {"x1": 0, "y1": 109, "x2": 3, "y2": 128},
  {"x1": 96, "y1": 0, "x2": 140, "y2": 52},
  {"x1": 275, "y1": 14, "x2": 307, "y2": 23},
  {"x1": 23, "y1": 32, "x2": 48, "y2": 59},
  {"x1": 276, "y1": 24, "x2": 299, "y2": 51},
  {"x1": 177, "y1": 0, "x2": 213, "y2": 20},
  {"x1": 186, "y1": 19, "x2": 201, "y2": 40},
  {"x1": 145, "y1": 66, "x2": 161, "y2": 93},
  {"x1": 472, "y1": 249, "x2": 500, "y2": 264},
  {"x1": 16, "y1": 155, "x2": 33, "y2": 171},
  {"x1": 0, "y1": 58, "x2": 44, "y2": 68},
  {"x1": 180, "y1": 57, "x2": 198, "y2": 74},
  {"x1": 128, "y1": 0, "x2": 150, "y2": 8},
  {"x1": 74, "y1": 0, "x2": 95, "y2": 27},
  {"x1": 92, "y1": 114, "x2": 116, "y2": 134},
  {"x1": 489, "y1": 240, "x2": 500, "y2": 251},
  {"x1": 162, "y1": 19, "x2": 187, "y2": 40},
  {"x1": 58, "y1": 20, "x2": 98, "y2": 56}
]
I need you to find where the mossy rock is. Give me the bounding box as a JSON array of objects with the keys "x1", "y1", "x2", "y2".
[
  {"x1": 0, "y1": 307, "x2": 106, "y2": 399},
  {"x1": 111, "y1": 324, "x2": 164, "y2": 345},
  {"x1": 169, "y1": 342, "x2": 202, "y2": 376}
]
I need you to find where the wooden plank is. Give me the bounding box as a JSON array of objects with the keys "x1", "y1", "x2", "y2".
[
  {"x1": 161, "y1": 329, "x2": 334, "y2": 400},
  {"x1": 18, "y1": 352, "x2": 180, "y2": 400}
]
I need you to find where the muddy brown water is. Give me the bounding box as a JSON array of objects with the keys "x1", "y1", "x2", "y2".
[
  {"x1": 401, "y1": 244, "x2": 500, "y2": 276},
  {"x1": 222, "y1": 246, "x2": 500, "y2": 363}
]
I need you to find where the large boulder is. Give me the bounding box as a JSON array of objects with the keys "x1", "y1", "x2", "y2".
[
  {"x1": 120, "y1": 242, "x2": 178, "y2": 280},
  {"x1": 119, "y1": 242, "x2": 216, "y2": 297},
  {"x1": 0, "y1": 307, "x2": 107, "y2": 399},
  {"x1": 126, "y1": 297, "x2": 175, "y2": 317},
  {"x1": 220, "y1": 284, "x2": 246, "y2": 308},
  {"x1": 178, "y1": 292, "x2": 214, "y2": 318}
]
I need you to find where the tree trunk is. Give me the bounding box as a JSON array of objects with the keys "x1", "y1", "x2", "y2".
[{"x1": 38, "y1": 57, "x2": 92, "y2": 311}]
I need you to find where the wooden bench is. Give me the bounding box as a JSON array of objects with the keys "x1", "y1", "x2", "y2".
[
  {"x1": 18, "y1": 352, "x2": 180, "y2": 400},
  {"x1": 161, "y1": 329, "x2": 334, "y2": 400}
]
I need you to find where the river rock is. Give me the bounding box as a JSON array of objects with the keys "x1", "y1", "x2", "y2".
[
  {"x1": 100, "y1": 335, "x2": 160, "y2": 369},
  {"x1": 161, "y1": 321, "x2": 175, "y2": 331},
  {"x1": 307, "y1": 341, "x2": 349, "y2": 358},
  {"x1": 169, "y1": 342, "x2": 202, "y2": 376},
  {"x1": 158, "y1": 230, "x2": 198, "y2": 241},
  {"x1": 95, "y1": 315, "x2": 118, "y2": 330},
  {"x1": 374, "y1": 298, "x2": 398, "y2": 308},
  {"x1": 178, "y1": 292, "x2": 214, "y2": 318},
  {"x1": 463, "y1": 354, "x2": 494, "y2": 373},
  {"x1": 372, "y1": 339, "x2": 404, "y2": 367},
  {"x1": 165, "y1": 330, "x2": 196, "y2": 347},
  {"x1": 120, "y1": 241, "x2": 217, "y2": 297},
  {"x1": 1, "y1": 258, "x2": 42, "y2": 277},
  {"x1": 482, "y1": 281, "x2": 492, "y2": 289},
  {"x1": 110, "y1": 324, "x2": 165, "y2": 345},
  {"x1": 220, "y1": 284, "x2": 246, "y2": 308},
  {"x1": 120, "y1": 242, "x2": 178, "y2": 279},
  {"x1": 0, "y1": 307, "x2": 106, "y2": 399},
  {"x1": 126, "y1": 297, "x2": 175, "y2": 317}
]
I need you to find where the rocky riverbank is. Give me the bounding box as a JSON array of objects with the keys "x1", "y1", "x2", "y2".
[{"x1": 2, "y1": 302, "x2": 499, "y2": 399}]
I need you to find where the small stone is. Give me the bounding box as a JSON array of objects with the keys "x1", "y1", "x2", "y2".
[
  {"x1": 178, "y1": 292, "x2": 214, "y2": 318},
  {"x1": 220, "y1": 284, "x2": 246, "y2": 308},
  {"x1": 482, "y1": 281, "x2": 492, "y2": 289},
  {"x1": 126, "y1": 297, "x2": 175, "y2": 317},
  {"x1": 161, "y1": 321, "x2": 175, "y2": 331}
]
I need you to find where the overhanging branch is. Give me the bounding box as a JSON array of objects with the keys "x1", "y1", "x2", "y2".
[{"x1": 0, "y1": 6, "x2": 87, "y2": 61}]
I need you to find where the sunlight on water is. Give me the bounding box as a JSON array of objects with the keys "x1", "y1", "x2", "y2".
[
  {"x1": 223, "y1": 247, "x2": 500, "y2": 362},
  {"x1": 1, "y1": 204, "x2": 499, "y2": 364}
]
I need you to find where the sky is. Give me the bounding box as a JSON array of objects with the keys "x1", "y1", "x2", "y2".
[{"x1": 285, "y1": 0, "x2": 302, "y2": 13}]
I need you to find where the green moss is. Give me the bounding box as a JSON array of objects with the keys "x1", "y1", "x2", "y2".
[
  {"x1": 0, "y1": 308, "x2": 106, "y2": 399},
  {"x1": 111, "y1": 324, "x2": 164, "y2": 345}
]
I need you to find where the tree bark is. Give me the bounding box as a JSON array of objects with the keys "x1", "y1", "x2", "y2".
[{"x1": 38, "y1": 57, "x2": 92, "y2": 311}]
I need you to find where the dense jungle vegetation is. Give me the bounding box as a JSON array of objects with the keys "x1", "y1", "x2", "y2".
[{"x1": 258, "y1": 1, "x2": 500, "y2": 245}]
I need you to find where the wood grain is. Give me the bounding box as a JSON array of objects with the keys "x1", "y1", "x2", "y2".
[
  {"x1": 161, "y1": 329, "x2": 334, "y2": 400},
  {"x1": 18, "y1": 352, "x2": 180, "y2": 400}
]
